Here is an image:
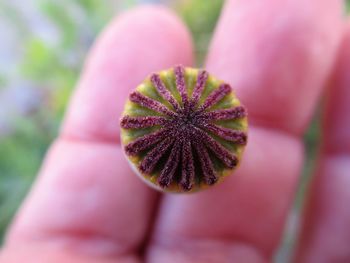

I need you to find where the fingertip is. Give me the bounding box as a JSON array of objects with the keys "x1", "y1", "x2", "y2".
[
  {"x1": 62, "y1": 4, "x2": 193, "y2": 142},
  {"x1": 206, "y1": 0, "x2": 343, "y2": 135},
  {"x1": 86, "y1": 4, "x2": 194, "y2": 72}
]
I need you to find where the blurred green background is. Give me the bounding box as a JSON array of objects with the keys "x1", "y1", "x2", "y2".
[{"x1": 0, "y1": 0, "x2": 349, "y2": 261}]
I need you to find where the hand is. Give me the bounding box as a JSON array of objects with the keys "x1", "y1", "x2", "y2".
[{"x1": 1, "y1": 1, "x2": 349, "y2": 262}]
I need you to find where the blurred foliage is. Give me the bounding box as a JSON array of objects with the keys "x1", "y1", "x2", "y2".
[
  {"x1": 0, "y1": 115, "x2": 54, "y2": 233},
  {"x1": 174, "y1": 0, "x2": 224, "y2": 65}
]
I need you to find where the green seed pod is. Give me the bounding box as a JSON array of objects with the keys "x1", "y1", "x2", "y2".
[{"x1": 120, "y1": 65, "x2": 248, "y2": 193}]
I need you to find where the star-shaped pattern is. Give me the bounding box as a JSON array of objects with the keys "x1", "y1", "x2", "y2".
[{"x1": 121, "y1": 65, "x2": 247, "y2": 191}]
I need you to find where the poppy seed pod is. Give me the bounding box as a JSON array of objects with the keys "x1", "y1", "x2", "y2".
[{"x1": 120, "y1": 65, "x2": 248, "y2": 193}]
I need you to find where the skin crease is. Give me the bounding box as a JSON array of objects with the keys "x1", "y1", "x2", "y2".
[{"x1": 0, "y1": 1, "x2": 348, "y2": 263}]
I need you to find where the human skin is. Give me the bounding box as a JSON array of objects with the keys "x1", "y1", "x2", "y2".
[{"x1": 0, "y1": 0, "x2": 349, "y2": 262}]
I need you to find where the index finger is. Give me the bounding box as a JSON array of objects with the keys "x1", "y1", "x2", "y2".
[{"x1": 3, "y1": 5, "x2": 193, "y2": 262}]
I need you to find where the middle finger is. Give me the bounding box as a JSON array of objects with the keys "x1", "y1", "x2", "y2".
[{"x1": 147, "y1": 0, "x2": 343, "y2": 262}]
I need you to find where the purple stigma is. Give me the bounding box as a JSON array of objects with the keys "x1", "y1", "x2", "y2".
[
  {"x1": 192, "y1": 126, "x2": 238, "y2": 169},
  {"x1": 139, "y1": 137, "x2": 174, "y2": 173},
  {"x1": 180, "y1": 140, "x2": 195, "y2": 191},
  {"x1": 124, "y1": 128, "x2": 170, "y2": 156},
  {"x1": 190, "y1": 70, "x2": 209, "y2": 108},
  {"x1": 121, "y1": 116, "x2": 168, "y2": 129},
  {"x1": 129, "y1": 91, "x2": 176, "y2": 117},
  {"x1": 199, "y1": 83, "x2": 232, "y2": 111},
  {"x1": 158, "y1": 141, "x2": 181, "y2": 187},
  {"x1": 201, "y1": 106, "x2": 247, "y2": 121},
  {"x1": 174, "y1": 65, "x2": 189, "y2": 109},
  {"x1": 194, "y1": 143, "x2": 217, "y2": 185},
  {"x1": 150, "y1": 73, "x2": 179, "y2": 110},
  {"x1": 200, "y1": 123, "x2": 247, "y2": 145}
]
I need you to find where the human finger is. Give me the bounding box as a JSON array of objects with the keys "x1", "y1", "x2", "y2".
[
  {"x1": 2, "y1": 5, "x2": 193, "y2": 263},
  {"x1": 296, "y1": 20, "x2": 350, "y2": 263}
]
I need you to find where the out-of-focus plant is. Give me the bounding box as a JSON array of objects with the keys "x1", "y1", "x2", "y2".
[{"x1": 175, "y1": 0, "x2": 224, "y2": 64}]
